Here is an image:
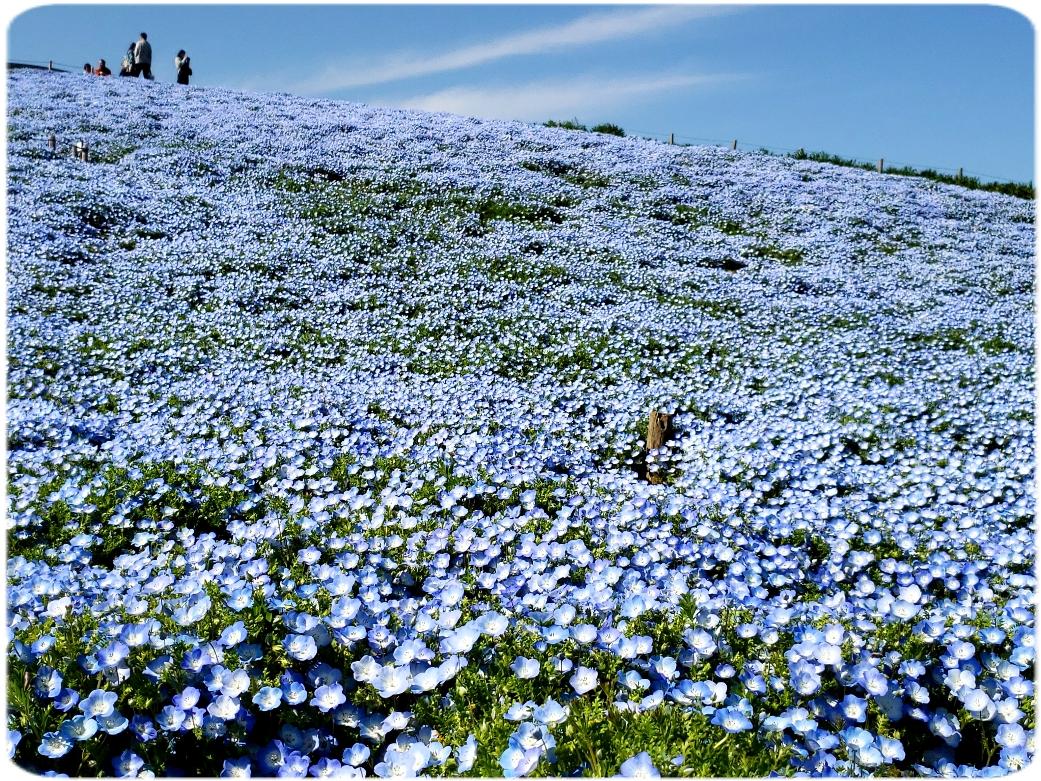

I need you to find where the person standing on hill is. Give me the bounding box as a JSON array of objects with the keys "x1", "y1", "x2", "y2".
[
  {"x1": 120, "y1": 42, "x2": 135, "y2": 76},
  {"x1": 174, "y1": 50, "x2": 192, "y2": 85},
  {"x1": 132, "y1": 32, "x2": 153, "y2": 79}
]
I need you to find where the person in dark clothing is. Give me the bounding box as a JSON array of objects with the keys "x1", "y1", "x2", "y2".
[
  {"x1": 94, "y1": 59, "x2": 112, "y2": 77},
  {"x1": 131, "y1": 32, "x2": 153, "y2": 79},
  {"x1": 120, "y1": 43, "x2": 135, "y2": 76},
  {"x1": 82, "y1": 63, "x2": 92, "y2": 75},
  {"x1": 175, "y1": 50, "x2": 192, "y2": 85}
]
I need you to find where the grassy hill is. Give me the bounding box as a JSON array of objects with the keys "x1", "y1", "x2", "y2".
[{"x1": 5, "y1": 70, "x2": 1035, "y2": 777}]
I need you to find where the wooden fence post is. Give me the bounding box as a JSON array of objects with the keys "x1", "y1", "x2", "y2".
[
  {"x1": 731, "y1": 139, "x2": 737, "y2": 150},
  {"x1": 877, "y1": 158, "x2": 884, "y2": 173},
  {"x1": 48, "y1": 60, "x2": 53, "y2": 71},
  {"x1": 668, "y1": 133, "x2": 674, "y2": 145},
  {"x1": 644, "y1": 408, "x2": 672, "y2": 485},
  {"x1": 957, "y1": 167, "x2": 963, "y2": 180},
  {"x1": 48, "y1": 133, "x2": 56, "y2": 154}
]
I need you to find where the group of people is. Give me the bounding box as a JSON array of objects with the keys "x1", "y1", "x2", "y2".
[{"x1": 82, "y1": 32, "x2": 192, "y2": 85}]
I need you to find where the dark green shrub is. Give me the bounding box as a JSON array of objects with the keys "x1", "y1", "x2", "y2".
[
  {"x1": 591, "y1": 123, "x2": 625, "y2": 137},
  {"x1": 544, "y1": 118, "x2": 587, "y2": 131}
]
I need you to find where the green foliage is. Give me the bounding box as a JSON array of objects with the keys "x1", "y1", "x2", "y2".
[
  {"x1": 746, "y1": 243, "x2": 805, "y2": 265},
  {"x1": 790, "y1": 148, "x2": 1034, "y2": 200},
  {"x1": 543, "y1": 120, "x2": 627, "y2": 139},
  {"x1": 590, "y1": 123, "x2": 625, "y2": 137},
  {"x1": 544, "y1": 118, "x2": 588, "y2": 131},
  {"x1": 520, "y1": 159, "x2": 611, "y2": 188}
]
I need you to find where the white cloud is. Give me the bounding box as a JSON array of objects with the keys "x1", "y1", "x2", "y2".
[
  {"x1": 388, "y1": 72, "x2": 738, "y2": 123},
  {"x1": 269, "y1": 6, "x2": 730, "y2": 95}
]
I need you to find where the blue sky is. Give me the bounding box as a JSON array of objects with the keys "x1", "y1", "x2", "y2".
[{"x1": 6, "y1": 4, "x2": 1034, "y2": 182}]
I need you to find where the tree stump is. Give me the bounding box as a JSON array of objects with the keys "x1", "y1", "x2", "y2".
[{"x1": 644, "y1": 408, "x2": 672, "y2": 484}]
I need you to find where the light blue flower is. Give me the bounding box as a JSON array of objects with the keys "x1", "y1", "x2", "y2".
[{"x1": 617, "y1": 752, "x2": 660, "y2": 778}]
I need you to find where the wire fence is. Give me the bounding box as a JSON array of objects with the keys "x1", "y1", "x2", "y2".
[
  {"x1": 623, "y1": 126, "x2": 1027, "y2": 186},
  {"x1": 8, "y1": 59, "x2": 80, "y2": 72}
]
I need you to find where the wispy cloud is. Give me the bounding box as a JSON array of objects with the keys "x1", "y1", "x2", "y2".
[
  {"x1": 267, "y1": 6, "x2": 730, "y2": 95},
  {"x1": 389, "y1": 72, "x2": 740, "y2": 122}
]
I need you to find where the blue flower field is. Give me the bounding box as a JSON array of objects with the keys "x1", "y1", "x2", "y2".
[{"x1": 5, "y1": 70, "x2": 1035, "y2": 777}]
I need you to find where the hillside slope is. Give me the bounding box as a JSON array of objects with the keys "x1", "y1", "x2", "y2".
[{"x1": 6, "y1": 70, "x2": 1035, "y2": 777}]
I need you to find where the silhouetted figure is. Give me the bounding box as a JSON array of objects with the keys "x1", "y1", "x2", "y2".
[
  {"x1": 83, "y1": 63, "x2": 92, "y2": 75},
  {"x1": 132, "y1": 32, "x2": 153, "y2": 79},
  {"x1": 120, "y1": 43, "x2": 135, "y2": 76},
  {"x1": 175, "y1": 50, "x2": 192, "y2": 85},
  {"x1": 94, "y1": 59, "x2": 111, "y2": 77}
]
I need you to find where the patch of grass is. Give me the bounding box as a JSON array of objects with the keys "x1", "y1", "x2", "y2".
[
  {"x1": 790, "y1": 147, "x2": 1034, "y2": 200},
  {"x1": 521, "y1": 159, "x2": 611, "y2": 188},
  {"x1": 745, "y1": 243, "x2": 805, "y2": 265}
]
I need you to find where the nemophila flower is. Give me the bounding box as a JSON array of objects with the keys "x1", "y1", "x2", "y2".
[
  {"x1": 1000, "y1": 746, "x2": 1030, "y2": 772},
  {"x1": 38, "y1": 731, "x2": 74, "y2": 759},
  {"x1": 283, "y1": 682, "x2": 309, "y2": 706},
  {"x1": 805, "y1": 728, "x2": 839, "y2": 752},
  {"x1": 960, "y1": 688, "x2": 996, "y2": 718},
  {"x1": 34, "y1": 666, "x2": 63, "y2": 698},
  {"x1": 351, "y1": 656, "x2": 380, "y2": 683},
  {"x1": 59, "y1": 715, "x2": 98, "y2": 742},
  {"x1": 253, "y1": 686, "x2": 283, "y2": 712},
  {"x1": 994, "y1": 699, "x2": 1025, "y2": 724},
  {"x1": 374, "y1": 666, "x2": 411, "y2": 698},
  {"x1": 376, "y1": 742, "x2": 431, "y2": 778},
  {"x1": 712, "y1": 707, "x2": 753, "y2": 733},
  {"x1": 310, "y1": 684, "x2": 347, "y2": 712},
  {"x1": 455, "y1": 735, "x2": 477, "y2": 773},
  {"x1": 208, "y1": 695, "x2": 241, "y2": 721},
  {"x1": 619, "y1": 670, "x2": 650, "y2": 691},
  {"x1": 861, "y1": 669, "x2": 890, "y2": 696},
  {"x1": 80, "y1": 689, "x2": 118, "y2": 718},
  {"x1": 130, "y1": 715, "x2": 157, "y2": 742},
  {"x1": 570, "y1": 666, "x2": 599, "y2": 695},
  {"x1": 282, "y1": 633, "x2": 318, "y2": 661},
  {"x1": 95, "y1": 640, "x2": 130, "y2": 669},
  {"x1": 221, "y1": 757, "x2": 253, "y2": 777},
  {"x1": 499, "y1": 746, "x2": 541, "y2": 778},
  {"x1": 257, "y1": 741, "x2": 287, "y2": 775},
  {"x1": 878, "y1": 736, "x2": 905, "y2": 762},
  {"x1": 549, "y1": 656, "x2": 573, "y2": 674},
  {"x1": 220, "y1": 621, "x2": 248, "y2": 647},
  {"x1": 651, "y1": 656, "x2": 678, "y2": 681},
  {"x1": 278, "y1": 750, "x2": 311, "y2": 777},
  {"x1": 222, "y1": 669, "x2": 252, "y2": 698},
  {"x1": 505, "y1": 701, "x2": 534, "y2": 721},
  {"x1": 343, "y1": 743, "x2": 371, "y2": 766},
  {"x1": 113, "y1": 749, "x2": 145, "y2": 777},
  {"x1": 840, "y1": 694, "x2": 868, "y2": 723},
  {"x1": 617, "y1": 752, "x2": 660, "y2": 778},
  {"x1": 571, "y1": 624, "x2": 598, "y2": 644},
  {"x1": 533, "y1": 699, "x2": 569, "y2": 726},
  {"x1": 308, "y1": 758, "x2": 343, "y2": 777},
  {"x1": 996, "y1": 723, "x2": 1027, "y2": 750},
  {"x1": 32, "y1": 634, "x2": 57, "y2": 655},
  {"x1": 157, "y1": 706, "x2": 186, "y2": 732},
  {"x1": 97, "y1": 711, "x2": 130, "y2": 734},
  {"x1": 173, "y1": 686, "x2": 202, "y2": 710},
  {"x1": 53, "y1": 688, "x2": 81, "y2": 713}
]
